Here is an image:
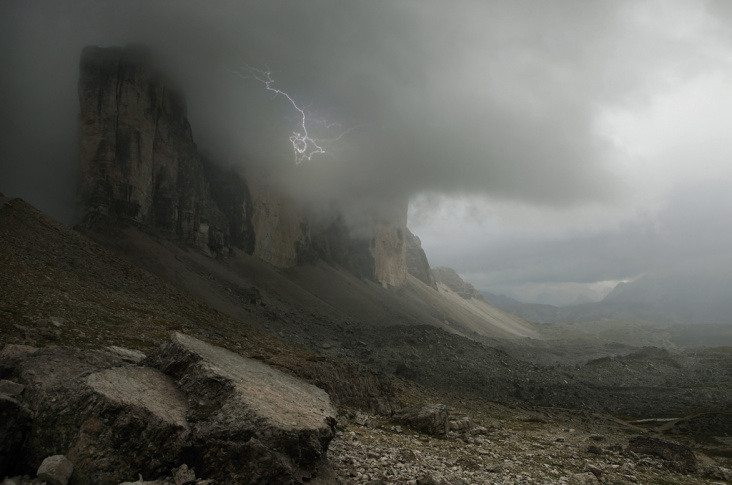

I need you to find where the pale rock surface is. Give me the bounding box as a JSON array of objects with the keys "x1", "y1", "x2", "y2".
[
  {"x1": 1, "y1": 335, "x2": 339, "y2": 485},
  {"x1": 0, "y1": 380, "x2": 24, "y2": 396},
  {"x1": 36, "y1": 455, "x2": 73, "y2": 485},
  {"x1": 106, "y1": 346, "x2": 147, "y2": 364},
  {"x1": 143, "y1": 332, "x2": 337, "y2": 484},
  {"x1": 171, "y1": 464, "x2": 195, "y2": 485},
  {"x1": 405, "y1": 228, "x2": 437, "y2": 290},
  {"x1": 625, "y1": 436, "x2": 697, "y2": 474},
  {"x1": 249, "y1": 182, "x2": 311, "y2": 268},
  {"x1": 370, "y1": 198, "x2": 408, "y2": 288},
  {"x1": 18, "y1": 350, "x2": 189, "y2": 485}
]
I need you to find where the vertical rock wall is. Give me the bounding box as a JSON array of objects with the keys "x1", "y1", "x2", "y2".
[
  {"x1": 249, "y1": 182, "x2": 312, "y2": 268},
  {"x1": 78, "y1": 45, "x2": 231, "y2": 256},
  {"x1": 370, "y1": 198, "x2": 409, "y2": 288},
  {"x1": 77, "y1": 44, "x2": 412, "y2": 287}
]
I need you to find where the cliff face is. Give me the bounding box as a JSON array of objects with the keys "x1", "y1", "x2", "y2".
[
  {"x1": 78, "y1": 45, "x2": 241, "y2": 257},
  {"x1": 405, "y1": 228, "x2": 437, "y2": 290},
  {"x1": 370, "y1": 199, "x2": 408, "y2": 288},
  {"x1": 249, "y1": 182, "x2": 311, "y2": 268},
  {"x1": 77, "y1": 45, "x2": 410, "y2": 287},
  {"x1": 432, "y1": 266, "x2": 483, "y2": 299},
  {"x1": 310, "y1": 200, "x2": 409, "y2": 288}
]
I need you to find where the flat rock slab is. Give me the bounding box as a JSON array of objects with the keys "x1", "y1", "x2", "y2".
[
  {"x1": 37, "y1": 366, "x2": 189, "y2": 485},
  {"x1": 144, "y1": 333, "x2": 337, "y2": 484},
  {"x1": 2, "y1": 335, "x2": 337, "y2": 485},
  {"x1": 2, "y1": 346, "x2": 189, "y2": 484},
  {"x1": 85, "y1": 366, "x2": 189, "y2": 429}
]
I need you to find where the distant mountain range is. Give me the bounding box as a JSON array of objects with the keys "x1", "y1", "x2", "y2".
[{"x1": 482, "y1": 270, "x2": 732, "y2": 325}]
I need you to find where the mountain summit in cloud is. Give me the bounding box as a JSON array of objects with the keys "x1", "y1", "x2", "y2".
[{"x1": 3, "y1": 1, "x2": 732, "y2": 318}]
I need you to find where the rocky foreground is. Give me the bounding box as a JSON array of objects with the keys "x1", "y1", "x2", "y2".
[
  {"x1": 2, "y1": 333, "x2": 732, "y2": 485},
  {"x1": 1, "y1": 334, "x2": 336, "y2": 484},
  {"x1": 1, "y1": 194, "x2": 732, "y2": 484}
]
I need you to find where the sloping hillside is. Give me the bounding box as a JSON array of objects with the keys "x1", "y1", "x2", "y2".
[{"x1": 78, "y1": 219, "x2": 539, "y2": 348}]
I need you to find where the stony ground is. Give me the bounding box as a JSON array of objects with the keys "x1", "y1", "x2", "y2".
[
  {"x1": 325, "y1": 385, "x2": 732, "y2": 485},
  {"x1": 2, "y1": 197, "x2": 731, "y2": 484},
  {"x1": 327, "y1": 415, "x2": 704, "y2": 485}
]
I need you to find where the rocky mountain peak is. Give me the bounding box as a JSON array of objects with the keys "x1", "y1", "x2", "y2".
[
  {"x1": 432, "y1": 266, "x2": 483, "y2": 299},
  {"x1": 76, "y1": 45, "x2": 417, "y2": 287}
]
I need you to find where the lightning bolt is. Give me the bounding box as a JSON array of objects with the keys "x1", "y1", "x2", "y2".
[{"x1": 226, "y1": 65, "x2": 330, "y2": 164}]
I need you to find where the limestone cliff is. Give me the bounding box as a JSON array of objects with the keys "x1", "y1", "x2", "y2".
[
  {"x1": 77, "y1": 45, "x2": 411, "y2": 287},
  {"x1": 406, "y1": 228, "x2": 437, "y2": 290},
  {"x1": 78, "y1": 45, "x2": 238, "y2": 256},
  {"x1": 311, "y1": 199, "x2": 409, "y2": 288},
  {"x1": 249, "y1": 181, "x2": 311, "y2": 268},
  {"x1": 370, "y1": 199, "x2": 408, "y2": 288}
]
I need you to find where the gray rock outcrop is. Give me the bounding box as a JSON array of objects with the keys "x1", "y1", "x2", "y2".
[
  {"x1": 1, "y1": 334, "x2": 337, "y2": 484},
  {"x1": 143, "y1": 332, "x2": 337, "y2": 484},
  {"x1": 78, "y1": 45, "x2": 253, "y2": 257},
  {"x1": 626, "y1": 436, "x2": 697, "y2": 474},
  {"x1": 405, "y1": 228, "x2": 437, "y2": 290},
  {"x1": 370, "y1": 198, "x2": 409, "y2": 288},
  {"x1": 9, "y1": 347, "x2": 189, "y2": 484},
  {"x1": 393, "y1": 403, "x2": 449, "y2": 436},
  {"x1": 248, "y1": 182, "x2": 312, "y2": 268}
]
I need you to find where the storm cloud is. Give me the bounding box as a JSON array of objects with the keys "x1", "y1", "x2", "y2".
[
  {"x1": 2, "y1": 1, "x2": 732, "y2": 307},
  {"x1": 0, "y1": 1, "x2": 624, "y2": 210}
]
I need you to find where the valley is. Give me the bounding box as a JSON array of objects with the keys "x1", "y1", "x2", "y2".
[{"x1": 2, "y1": 194, "x2": 731, "y2": 484}]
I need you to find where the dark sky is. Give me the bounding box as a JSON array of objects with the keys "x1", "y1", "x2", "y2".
[{"x1": 2, "y1": 1, "x2": 732, "y2": 305}]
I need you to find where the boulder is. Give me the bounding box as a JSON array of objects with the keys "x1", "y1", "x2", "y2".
[
  {"x1": 393, "y1": 403, "x2": 449, "y2": 436},
  {"x1": 626, "y1": 436, "x2": 697, "y2": 474},
  {"x1": 3, "y1": 345, "x2": 189, "y2": 484},
  {"x1": 36, "y1": 455, "x2": 73, "y2": 485},
  {"x1": 700, "y1": 464, "x2": 732, "y2": 481},
  {"x1": 448, "y1": 415, "x2": 474, "y2": 433},
  {"x1": 143, "y1": 332, "x2": 337, "y2": 484},
  {"x1": 0, "y1": 346, "x2": 131, "y2": 480},
  {"x1": 172, "y1": 464, "x2": 195, "y2": 485},
  {"x1": 405, "y1": 228, "x2": 437, "y2": 290},
  {"x1": 0, "y1": 380, "x2": 24, "y2": 396},
  {"x1": 26, "y1": 363, "x2": 190, "y2": 484}
]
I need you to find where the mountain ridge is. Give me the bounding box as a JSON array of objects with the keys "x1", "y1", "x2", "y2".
[{"x1": 77, "y1": 44, "x2": 413, "y2": 289}]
